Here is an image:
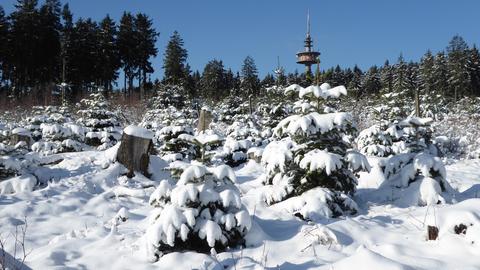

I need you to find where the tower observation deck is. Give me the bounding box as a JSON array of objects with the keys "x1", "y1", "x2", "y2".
[{"x1": 296, "y1": 11, "x2": 320, "y2": 75}]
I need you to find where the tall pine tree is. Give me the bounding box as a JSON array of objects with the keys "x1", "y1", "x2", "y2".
[
  {"x1": 163, "y1": 31, "x2": 188, "y2": 86},
  {"x1": 135, "y1": 13, "x2": 158, "y2": 98},
  {"x1": 98, "y1": 15, "x2": 120, "y2": 93},
  {"x1": 118, "y1": 12, "x2": 136, "y2": 95}
]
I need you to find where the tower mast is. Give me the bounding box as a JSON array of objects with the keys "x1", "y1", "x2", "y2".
[{"x1": 296, "y1": 10, "x2": 320, "y2": 78}]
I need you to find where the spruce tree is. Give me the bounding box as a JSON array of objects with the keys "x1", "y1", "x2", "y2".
[
  {"x1": 200, "y1": 59, "x2": 227, "y2": 101},
  {"x1": 361, "y1": 66, "x2": 381, "y2": 96},
  {"x1": 392, "y1": 54, "x2": 408, "y2": 94},
  {"x1": 118, "y1": 12, "x2": 136, "y2": 95},
  {"x1": 0, "y1": 6, "x2": 9, "y2": 84},
  {"x1": 260, "y1": 83, "x2": 370, "y2": 219},
  {"x1": 240, "y1": 56, "x2": 260, "y2": 97},
  {"x1": 433, "y1": 51, "x2": 449, "y2": 99},
  {"x1": 9, "y1": 0, "x2": 41, "y2": 94},
  {"x1": 60, "y1": 4, "x2": 73, "y2": 89},
  {"x1": 447, "y1": 35, "x2": 470, "y2": 101},
  {"x1": 135, "y1": 13, "x2": 158, "y2": 98},
  {"x1": 69, "y1": 18, "x2": 99, "y2": 93},
  {"x1": 332, "y1": 65, "x2": 345, "y2": 86},
  {"x1": 467, "y1": 45, "x2": 480, "y2": 96},
  {"x1": 38, "y1": 0, "x2": 61, "y2": 85},
  {"x1": 163, "y1": 31, "x2": 188, "y2": 86},
  {"x1": 380, "y1": 60, "x2": 393, "y2": 94},
  {"x1": 419, "y1": 50, "x2": 435, "y2": 96},
  {"x1": 98, "y1": 15, "x2": 120, "y2": 92},
  {"x1": 348, "y1": 65, "x2": 363, "y2": 98}
]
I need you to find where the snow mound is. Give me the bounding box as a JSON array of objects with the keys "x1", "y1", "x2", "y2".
[
  {"x1": 270, "y1": 187, "x2": 358, "y2": 220},
  {"x1": 323, "y1": 245, "x2": 415, "y2": 270},
  {"x1": 124, "y1": 125, "x2": 154, "y2": 139},
  {"x1": 0, "y1": 174, "x2": 37, "y2": 195}
]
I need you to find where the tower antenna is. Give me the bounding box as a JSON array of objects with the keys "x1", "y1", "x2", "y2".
[{"x1": 307, "y1": 9, "x2": 311, "y2": 37}]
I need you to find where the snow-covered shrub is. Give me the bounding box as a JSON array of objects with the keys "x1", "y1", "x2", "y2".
[
  {"x1": 177, "y1": 131, "x2": 224, "y2": 163},
  {"x1": 216, "y1": 96, "x2": 246, "y2": 124},
  {"x1": 214, "y1": 118, "x2": 267, "y2": 166},
  {"x1": 158, "y1": 125, "x2": 195, "y2": 156},
  {"x1": 145, "y1": 164, "x2": 251, "y2": 261},
  {"x1": 356, "y1": 123, "x2": 394, "y2": 157},
  {"x1": 432, "y1": 98, "x2": 480, "y2": 159},
  {"x1": 149, "y1": 84, "x2": 189, "y2": 110},
  {"x1": 23, "y1": 106, "x2": 72, "y2": 142},
  {"x1": 216, "y1": 137, "x2": 251, "y2": 166},
  {"x1": 77, "y1": 92, "x2": 122, "y2": 149},
  {"x1": 357, "y1": 117, "x2": 436, "y2": 157},
  {"x1": 259, "y1": 83, "x2": 370, "y2": 219},
  {"x1": 0, "y1": 145, "x2": 39, "y2": 180},
  {"x1": 377, "y1": 152, "x2": 454, "y2": 206},
  {"x1": 371, "y1": 117, "x2": 455, "y2": 206}
]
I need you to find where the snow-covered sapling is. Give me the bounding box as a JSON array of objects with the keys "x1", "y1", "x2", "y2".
[
  {"x1": 260, "y1": 83, "x2": 370, "y2": 219},
  {"x1": 145, "y1": 164, "x2": 251, "y2": 261}
]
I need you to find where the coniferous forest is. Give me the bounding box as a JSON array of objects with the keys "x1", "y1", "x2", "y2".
[{"x1": 1, "y1": 1, "x2": 480, "y2": 108}]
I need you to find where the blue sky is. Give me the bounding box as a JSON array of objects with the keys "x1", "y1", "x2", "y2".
[{"x1": 2, "y1": 0, "x2": 480, "y2": 79}]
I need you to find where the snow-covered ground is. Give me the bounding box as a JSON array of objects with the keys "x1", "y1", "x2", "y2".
[{"x1": 1, "y1": 150, "x2": 479, "y2": 269}]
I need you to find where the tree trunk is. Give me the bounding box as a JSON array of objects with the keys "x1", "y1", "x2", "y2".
[{"x1": 415, "y1": 87, "x2": 420, "y2": 117}]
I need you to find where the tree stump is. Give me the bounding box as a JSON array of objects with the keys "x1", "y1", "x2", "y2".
[
  {"x1": 427, "y1": 225, "x2": 439, "y2": 240},
  {"x1": 117, "y1": 126, "x2": 154, "y2": 177}
]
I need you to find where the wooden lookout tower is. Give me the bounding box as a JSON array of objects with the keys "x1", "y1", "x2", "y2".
[{"x1": 296, "y1": 11, "x2": 320, "y2": 76}]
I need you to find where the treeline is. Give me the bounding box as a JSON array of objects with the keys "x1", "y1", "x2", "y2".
[
  {"x1": 161, "y1": 33, "x2": 480, "y2": 104},
  {"x1": 160, "y1": 31, "x2": 264, "y2": 102},
  {"x1": 319, "y1": 35, "x2": 480, "y2": 102},
  {"x1": 1, "y1": 1, "x2": 479, "y2": 107},
  {"x1": 0, "y1": 0, "x2": 158, "y2": 103}
]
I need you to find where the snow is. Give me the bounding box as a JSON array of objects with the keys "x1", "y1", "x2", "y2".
[
  {"x1": 208, "y1": 164, "x2": 237, "y2": 183},
  {"x1": 346, "y1": 150, "x2": 372, "y2": 172},
  {"x1": 274, "y1": 112, "x2": 352, "y2": 138},
  {"x1": 285, "y1": 83, "x2": 347, "y2": 100},
  {"x1": 11, "y1": 127, "x2": 30, "y2": 136},
  {"x1": 0, "y1": 174, "x2": 37, "y2": 194},
  {"x1": 418, "y1": 177, "x2": 443, "y2": 205},
  {"x1": 124, "y1": 125, "x2": 154, "y2": 139},
  {"x1": 2, "y1": 99, "x2": 480, "y2": 269},
  {"x1": 298, "y1": 149, "x2": 343, "y2": 175},
  {"x1": 196, "y1": 219, "x2": 224, "y2": 247},
  {"x1": 261, "y1": 139, "x2": 293, "y2": 176},
  {"x1": 193, "y1": 133, "x2": 223, "y2": 145},
  {"x1": 0, "y1": 147, "x2": 479, "y2": 269},
  {"x1": 177, "y1": 165, "x2": 207, "y2": 185},
  {"x1": 322, "y1": 245, "x2": 415, "y2": 270}
]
